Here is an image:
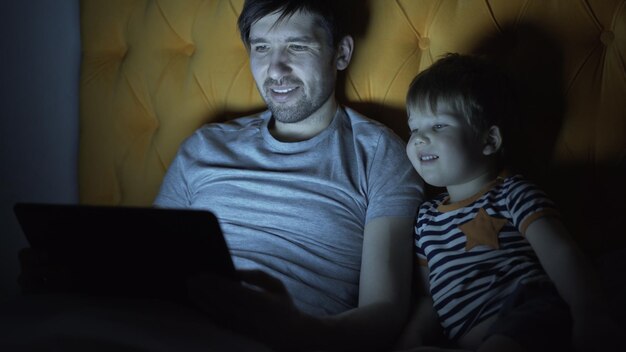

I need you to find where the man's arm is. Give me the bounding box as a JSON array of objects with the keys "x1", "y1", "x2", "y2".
[
  {"x1": 187, "y1": 216, "x2": 415, "y2": 352},
  {"x1": 314, "y1": 215, "x2": 415, "y2": 351}
]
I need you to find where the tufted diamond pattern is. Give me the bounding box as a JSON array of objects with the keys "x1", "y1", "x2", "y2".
[{"x1": 80, "y1": 0, "x2": 625, "y2": 252}]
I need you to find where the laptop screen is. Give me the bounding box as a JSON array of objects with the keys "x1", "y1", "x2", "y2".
[{"x1": 14, "y1": 203, "x2": 236, "y2": 302}]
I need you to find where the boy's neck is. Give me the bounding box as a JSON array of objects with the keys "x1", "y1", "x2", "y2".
[{"x1": 446, "y1": 170, "x2": 500, "y2": 203}]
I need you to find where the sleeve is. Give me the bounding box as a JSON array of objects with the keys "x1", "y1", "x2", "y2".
[
  {"x1": 364, "y1": 130, "x2": 424, "y2": 223},
  {"x1": 505, "y1": 176, "x2": 560, "y2": 234},
  {"x1": 153, "y1": 137, "x2": 196, "y2": 208}
]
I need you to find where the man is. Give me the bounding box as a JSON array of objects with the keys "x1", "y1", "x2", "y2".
[{"x1": 154, "y1": 0, "x2": 423, "y2": 350}]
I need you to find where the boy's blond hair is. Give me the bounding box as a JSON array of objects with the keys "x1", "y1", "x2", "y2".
[{"x1": 406, "y1": 53, "x2": 517, "y2": 141}]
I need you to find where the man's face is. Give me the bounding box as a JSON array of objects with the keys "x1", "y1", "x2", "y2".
[{"x1": 248, "y1": 11, "x2": 338, "y2": 124}]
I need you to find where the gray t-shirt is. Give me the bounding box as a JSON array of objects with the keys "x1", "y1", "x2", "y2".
[{"x1": 154, "y1": 107, "x2": 423, "y2": 316}]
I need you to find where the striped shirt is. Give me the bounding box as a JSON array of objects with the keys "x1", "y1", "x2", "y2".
[{"x1": 414, "y1": 174, "x2": 557, "y2": 341}]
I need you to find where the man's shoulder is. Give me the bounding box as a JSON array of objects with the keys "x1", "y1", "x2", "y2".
[
  {"x1": 344, "y1": 107, "x2": 392, "y2": 130},
  {"x1": 199, "y1": 110, "x2": 269, "y2": 133},
  {"x1": 182, "y1": 110, "x2": 268, "y2": 144},
  {"x1": 342, "y1": 106, "x2": 404, "y2": 143}
]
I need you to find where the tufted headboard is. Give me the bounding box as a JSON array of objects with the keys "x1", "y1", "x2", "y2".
[{"x1": 79, "y1": 0, "x2": 625, "y2": 255}]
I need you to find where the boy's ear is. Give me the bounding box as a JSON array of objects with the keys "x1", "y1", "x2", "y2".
[
  {"x1": 483, "y1": 126, "x2": 503, "y2": 156},
  {"x1": 335, "y1": 35, "x2": 354, "y2": 71}
]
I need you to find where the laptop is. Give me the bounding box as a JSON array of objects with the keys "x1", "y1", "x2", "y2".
[{"x1": 13, "y1": 202, "x2": 237, "y2": 303}]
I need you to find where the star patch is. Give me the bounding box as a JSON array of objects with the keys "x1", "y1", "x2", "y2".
[{"x1": 459, "y1": 208, "x2": 508, "y2": 251}]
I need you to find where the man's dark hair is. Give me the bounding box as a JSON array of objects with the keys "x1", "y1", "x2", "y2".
[{"x1": 237, "y1": 0, "x2": 348, "y2": 50}]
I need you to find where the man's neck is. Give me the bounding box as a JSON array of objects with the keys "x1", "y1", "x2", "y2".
[{"x1": 269, "y1": 99, "x2": 338, "y2": 142}]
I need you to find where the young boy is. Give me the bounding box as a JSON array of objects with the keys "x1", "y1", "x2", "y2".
[{"x1": 399, "y1": 53, "x2": 618, "y2": 352}]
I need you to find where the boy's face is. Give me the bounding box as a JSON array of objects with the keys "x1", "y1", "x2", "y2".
[
  {"x1": 248, "y1": 10, "x2": 339, "y2": 124},
  {"x1": 406, "y1": 104, "x2": 491, "y2": 189}
]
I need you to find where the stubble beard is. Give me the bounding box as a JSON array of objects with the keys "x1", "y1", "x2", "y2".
[
  {"x1": 262, "y1": 78, "x2": 330, "y2": 124},
  {"x1": 266, "y1": 98, "x2": 316, "y2": 124}
]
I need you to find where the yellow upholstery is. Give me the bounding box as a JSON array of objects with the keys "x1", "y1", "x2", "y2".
[{"x1": 79, "y1": 0, "x2": 625, "y2": 254}]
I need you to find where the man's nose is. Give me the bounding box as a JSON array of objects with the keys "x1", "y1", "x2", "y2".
[{"x1": 268, "y1": 50, "x2": 291, "y2": 82}]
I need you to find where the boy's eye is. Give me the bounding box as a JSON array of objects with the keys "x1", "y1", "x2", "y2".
[{"x1": 433, "y1": 124, "x2": 447, "y2": 130}]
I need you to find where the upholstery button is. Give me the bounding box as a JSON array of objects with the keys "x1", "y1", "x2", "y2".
[
  {"x1": 183, "y1": 44, "x2": 195, "y2": 56},
  {"x1": 119, "y1": 47, "x2": 128, "y2": 60},
  {"x1": 600, "y1": 30, "x2": 614, "y2": 45},
  {"x1": 418, "y1": 37, "x2": 430, "y2": 50}
]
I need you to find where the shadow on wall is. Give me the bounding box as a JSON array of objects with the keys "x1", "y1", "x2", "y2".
[
  {"x1": 470, "y1": 22, "x2": 566, "y2": 185},
  {"x1": 469, "y1": 21, "x2": 625, "y2": 257}
]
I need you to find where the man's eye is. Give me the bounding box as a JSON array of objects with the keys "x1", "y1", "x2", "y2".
[
  {"x1": 433, "y1": 124, "x2": 447, "y2": 130},
  {"x1": 253, "y1": 45, "x2": 269, "y2": 53},
  {"x1": 409, "y1": 128, "x2": 418, "y2": 135},
  {"x1": 289, "y1": 44, "x2": 307, "y2": 51}
]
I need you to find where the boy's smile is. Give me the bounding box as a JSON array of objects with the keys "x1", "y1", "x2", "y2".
[
  {"x1": 406, "y1": 105, "x2": 495, "y2": 201},
  {"x1": 419, "y1": 153, "x2": 439, "y2": 162}
]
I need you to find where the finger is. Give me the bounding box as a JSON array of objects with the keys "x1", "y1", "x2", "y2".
[
  {"x1": 187, "y1": 272, "x2": 278, "y2": 313},
  {"x1": 187, "y1": 273, "x2": 225, "y2": 297},
  {"x1": 187, "y1": 275, "x2": 232, "y2": 313},
  {"x1": 187, "y1": 274, "x2": 265, "y2": 330},
  {"x1": 189, "y1": 274, "x2": 262, "y2": 308},
  {"x1": 237, "y1": 269, "x2": 289, "y2": 296}
]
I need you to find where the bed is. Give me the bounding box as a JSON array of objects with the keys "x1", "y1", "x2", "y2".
[{"x1": 2, "y1": 0, "x2": 625, "y2": 350}]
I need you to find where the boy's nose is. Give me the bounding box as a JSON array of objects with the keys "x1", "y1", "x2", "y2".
[{"x1": 413, "y1": 132, "x2": 429, "y2": 145}]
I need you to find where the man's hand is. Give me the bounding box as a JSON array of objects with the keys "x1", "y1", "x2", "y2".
[{"x1": 187, "y1": 270, "x2": 304, "y2": 350}]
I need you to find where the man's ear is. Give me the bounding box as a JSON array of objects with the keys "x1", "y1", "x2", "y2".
[
  {"x1": 335, "y1": 35, "x2": 354, "y2": 71},
  {"x1": 483, "y1": 126, "x2": 503, "y2": 156}
]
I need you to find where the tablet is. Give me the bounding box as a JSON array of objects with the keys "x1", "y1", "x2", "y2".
[{"x1": 13, "y1": 202, "x2": 237, "y2": 303}]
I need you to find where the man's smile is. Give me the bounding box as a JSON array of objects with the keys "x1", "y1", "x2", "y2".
[
  {"x1": 268, "y1": 86, "x2": 301, "y2": 102},
  {"x1": 271, "y1": 87, "x2": 297, "y2": 94}
]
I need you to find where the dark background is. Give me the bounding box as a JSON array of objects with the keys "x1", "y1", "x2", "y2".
[{"x1": 0, "y1": 0, "x2": 80, "y2": 301}]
